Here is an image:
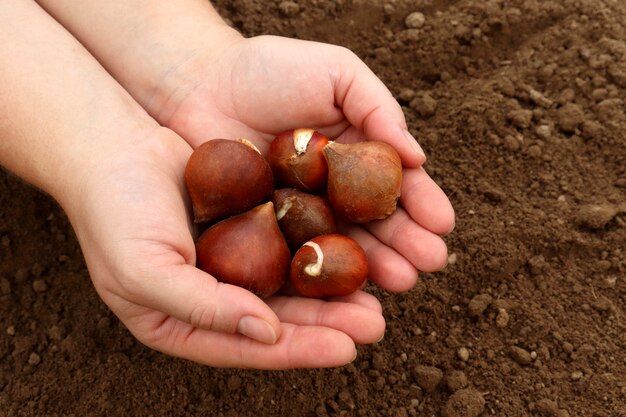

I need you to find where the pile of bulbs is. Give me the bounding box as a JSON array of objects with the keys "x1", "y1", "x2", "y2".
[{"x1": 184, "y1": 128, "x2": 403, "y2": 298}]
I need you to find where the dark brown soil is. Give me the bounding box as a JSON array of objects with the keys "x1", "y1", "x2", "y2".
[{"x1": 2, "y1": 0, "x2": 625, "y2": 416}]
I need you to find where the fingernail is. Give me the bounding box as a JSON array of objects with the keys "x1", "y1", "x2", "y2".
[
  {"x1": 403, "y1": 129, "x2": 426, "y2": 159},
  {"x1": 237, "y1": 316, "x2": 278, "y2": 344},
  {"x1": 351, "y1": 350, "x2": 358, "y2": 362},
  {"x1": 444, "y1": 221, "x2": 456, "y2": 236}
]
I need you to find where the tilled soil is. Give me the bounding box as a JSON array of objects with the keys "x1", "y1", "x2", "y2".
[{"x1": 1, "y1": 0, "x2": 625, "y2": 416}]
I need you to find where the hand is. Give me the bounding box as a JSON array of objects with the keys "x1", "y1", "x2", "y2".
[
  {"x1": 156, "y1": 35, "x2": 456, "y2": 292},
  {"x1": 24, "y1": 2, "x2": 454, "y2": 368},
  {"x1": 30, "y1": 0, "x2": 455, "y2": 290},
  {"x1": 2, "y1": 0, "x2": 386, "y2": 370},
  {"x1": 64, "y1": 126, "x2": 384, "y2": 369}
]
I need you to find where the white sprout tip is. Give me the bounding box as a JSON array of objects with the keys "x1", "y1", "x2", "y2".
[
  {"x1": 293, "y1": 128, "x2": 315, "y2": 155},
  {"x1": 303, "y1": 241, "x2": 323, "y2": 276}
]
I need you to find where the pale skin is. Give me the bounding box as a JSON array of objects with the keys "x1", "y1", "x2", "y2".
[{"x1": 1, "y1": 0, "x2": 455, "y2": 369}]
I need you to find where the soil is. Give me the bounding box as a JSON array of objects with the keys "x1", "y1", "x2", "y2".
[{"x1": 1, "y1": 0, "x2": 625, "y2": 416}]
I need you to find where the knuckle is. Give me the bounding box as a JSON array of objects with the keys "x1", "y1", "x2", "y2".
[{"x1": 187, "y1": 302, "x2": 217, "y2": 330}]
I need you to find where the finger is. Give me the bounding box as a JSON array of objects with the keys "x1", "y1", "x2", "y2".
[
  {"x1": 144, "y1": 317, "x2": 357, "y2": 369},
  {"x1": 314, "y1": 119, "x2": 352, "y2": 141},
  {"x1": 125, "y1": 263, "x2": 282, "y2": 345},
  {"x1": 277, "y1": 277, "x2": 382, "y2": 312},
  {"x1": 330, "y1": 48, "x2": 426, "y2": 167},
  {"x1": 342, "y1": 226, "x2": 418, "y2": 292},
  {"x1": 401, "y1": 167, "x2": 456, "y2": 235},
  {"x1": 266, "y1": 296, "x2": 385, "y2": 344},
  {"x1": 365, "y1": 208, "x2": 449, "y2": 272},
  {"x1": 328, "y1": 290, "x2": 383, "y2": 313}
]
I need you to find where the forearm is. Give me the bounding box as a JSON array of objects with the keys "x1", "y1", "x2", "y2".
[
  {"x1": 34, "y1": 0, "x2": 241, "y2": 119},
  {"x1": 0, "y1": 0, "x2": 157, "y2": 205}
]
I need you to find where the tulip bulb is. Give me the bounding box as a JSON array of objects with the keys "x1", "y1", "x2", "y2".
[
  {"x1": 267, "y1": 128, "x2": 330, "y2": 193},
  {"x1": 196, "y1": 202, "x2": 290, "y2": 298},
  {"x1": 323, "y1": 141, "x2": 402, "y2": 223},
  {"x1": 185, "y1": 139, "x2": 273, "y2": 223},
  {"x1": 290, "y1": 234, "x2": 368, "y2": 298}
]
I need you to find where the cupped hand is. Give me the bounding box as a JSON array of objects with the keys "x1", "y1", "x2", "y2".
[
  {"x1": 63, "y1": 126, "x2": 384, "y2": 369},
  {"x1": 155, "y1": 34, "x2": 456, "y2": 292}
]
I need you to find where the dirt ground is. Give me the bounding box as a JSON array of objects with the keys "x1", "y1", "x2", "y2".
[{"x1": 1, "y1": 0, "x2": 625, "y2": 416}]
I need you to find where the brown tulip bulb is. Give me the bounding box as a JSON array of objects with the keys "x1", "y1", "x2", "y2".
[
  {"x1": 290, "y1": 234, "x2": 368, "y2": 298},
  {"x1": 185, "y1": 139, "x2": 273, "y2": 223},
  {"x1": 196, "y1": 202, "x2": 290, "y2": 298},
  {"x1": 272, "y1": 188, "x2": 337, "y2": 251},
  {"x1": 267, "y1": 128, "x2": 330, "y2": 192},
  {"x1": 323, "y1": 141, "x2": 402, "y2": 223}
]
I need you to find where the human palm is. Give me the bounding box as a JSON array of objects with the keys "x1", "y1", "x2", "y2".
[
  {"x1": 67, "y1": 126, "x2": 384, "y2": 369},
  {"x1": 160, "y1": 35, "x2": 455, "y2": 292}
]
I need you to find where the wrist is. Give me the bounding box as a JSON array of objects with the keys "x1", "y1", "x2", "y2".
[
  {"x1": 35, "y1": 0, "x2": 244, "y2": 124},
  {"x1": 144, "y1": 25, "x2": 243, "y2": 123},
  {"x1": 0, "y1": 0, "x2": 183, "y2": 210}
]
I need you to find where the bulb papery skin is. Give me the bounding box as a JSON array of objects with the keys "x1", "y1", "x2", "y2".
[
  {"x1": 290, "y1": 234, "x2": 368, "y2": 298},
  {"x1": 185, "y1": 139, "x2": 273, "y2": 224},
  {"x1": 196, "y1": 202, "x2": 290, "y2": 298},
  {"x1": 323, "y1": 141, "x2": 402, "y2": 223},
  {"x1": 236, "y1": 138, "x2": 262, "y2": 154}
]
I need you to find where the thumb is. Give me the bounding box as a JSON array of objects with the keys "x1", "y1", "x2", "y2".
[
  {"x1": 330, "y1": 48, "x2": 426, "y2": 167},
  {"x1": 130, "y1": 263, "x2": 281, "y2": 344}
]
